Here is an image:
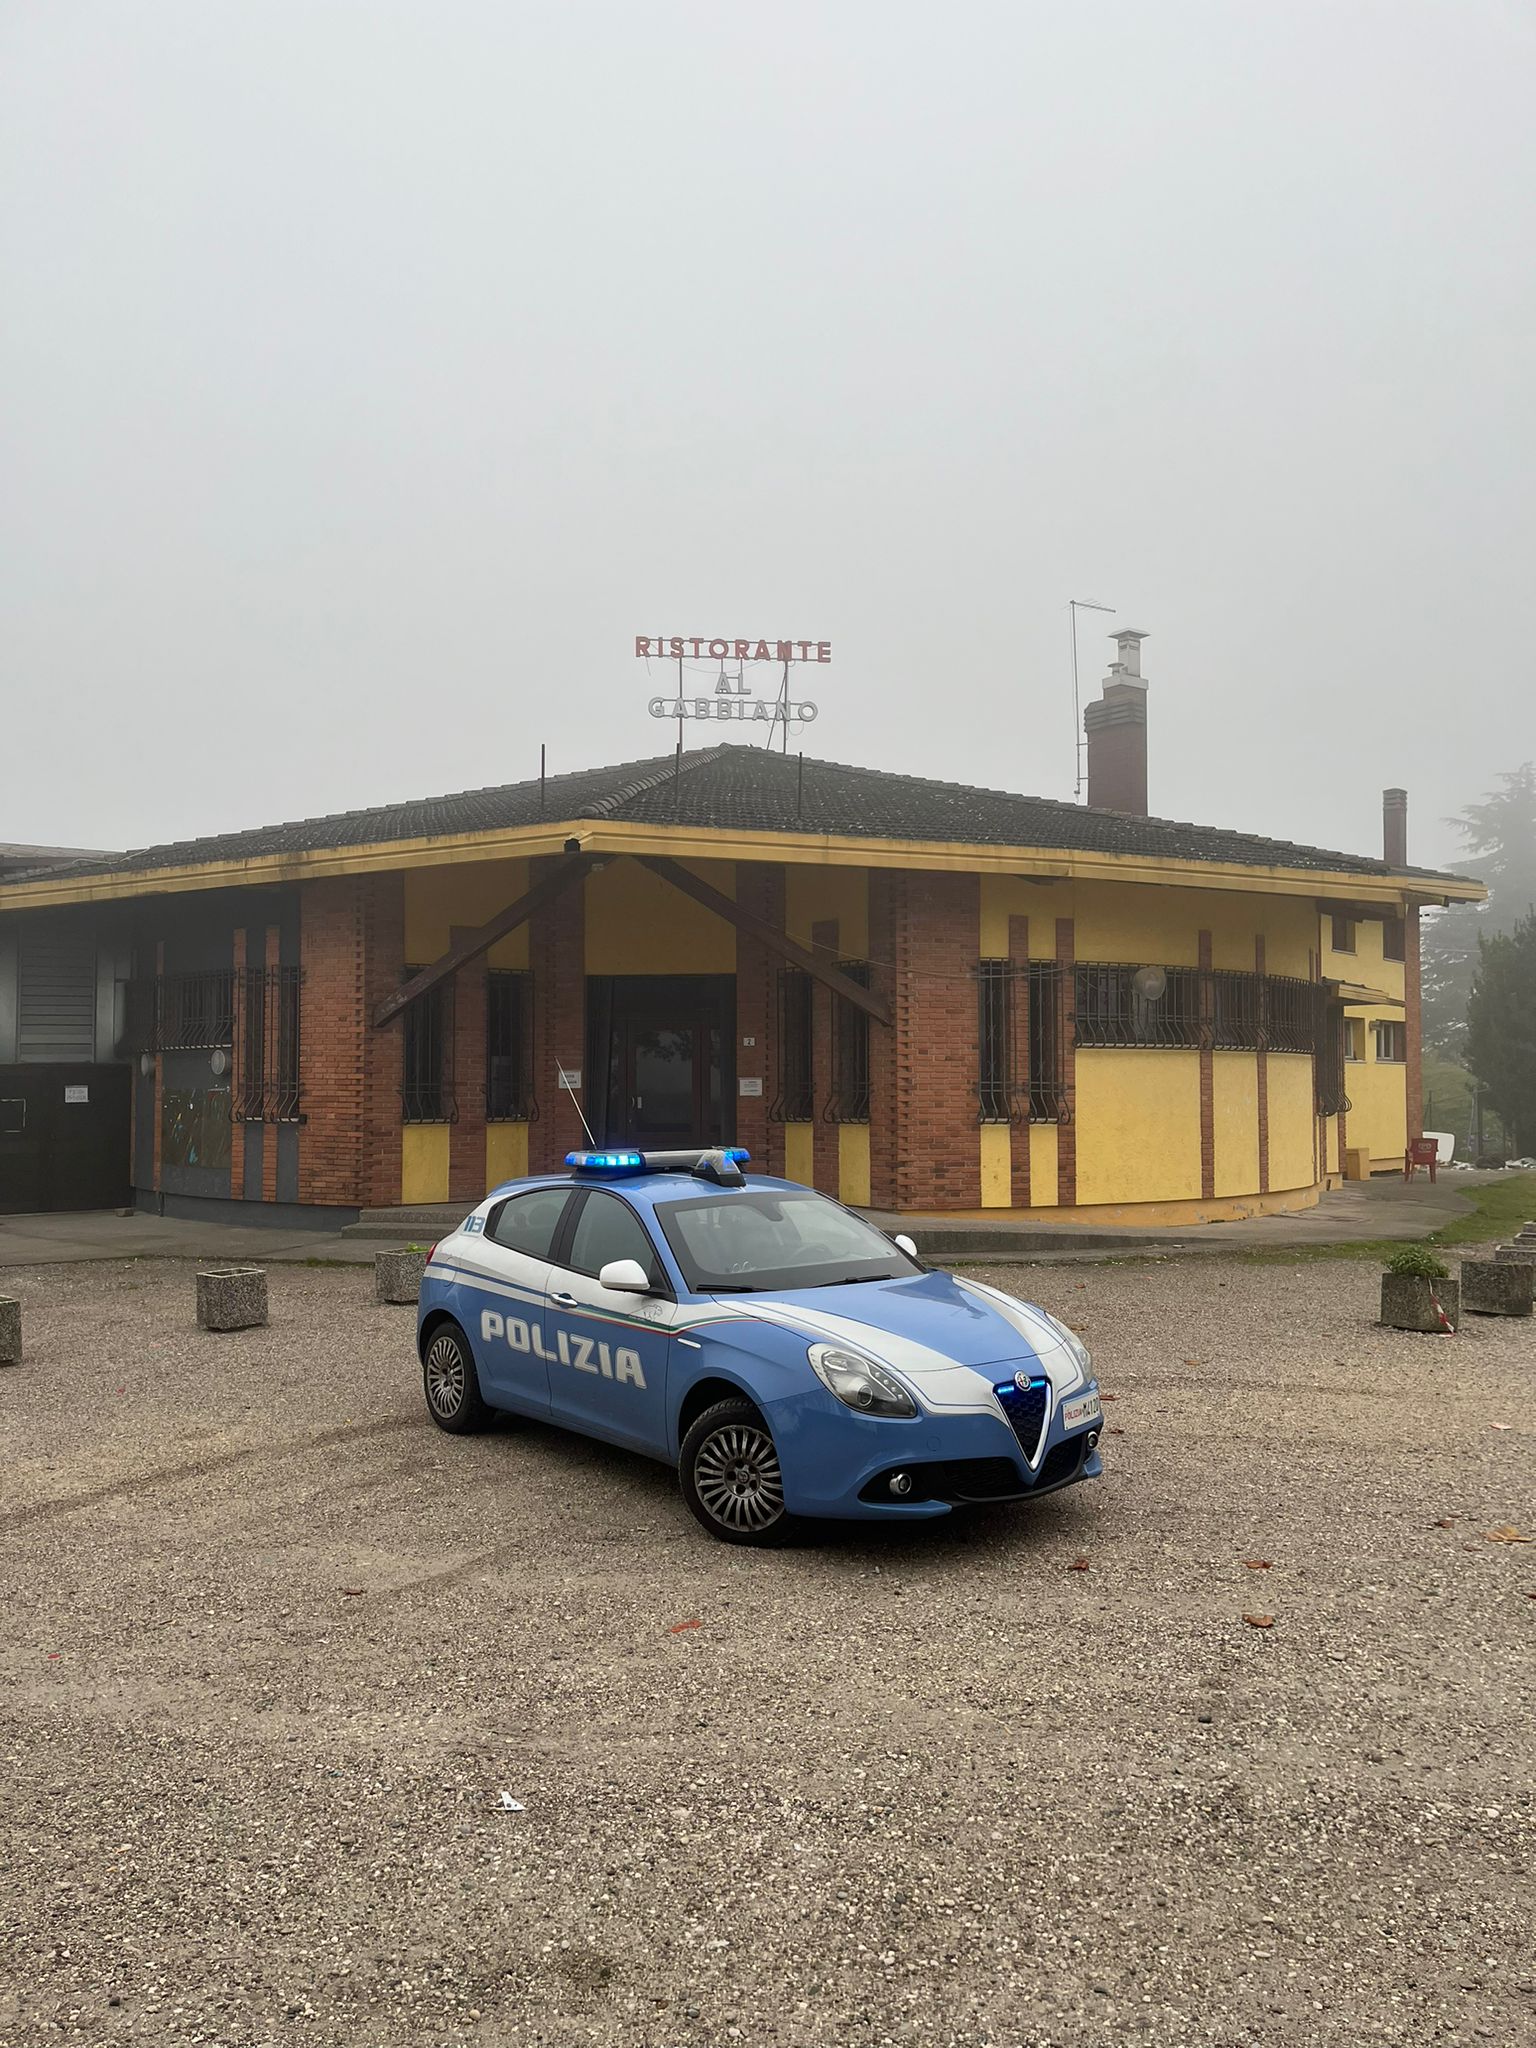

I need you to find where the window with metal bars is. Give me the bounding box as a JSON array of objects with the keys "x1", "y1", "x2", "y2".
[
  {"x1": 1026, "y1": 962, "x2": 1068, "y2": 1122},
  {"x1": 824, "y1": 963, "x2": 871, "y2": 1123},
  {"x1": 1262, "y1": 976, "x2": 1315, "y2": 1055},
  {"x1": 401, "y1": 972, "x2": 456, "y2": 1123},
  {"x1": 232, "y1": 966, "x2": 302, "y2": 1121},
  {"x1": 769, "y1": 968, "x2": 813, "y2": 1122},
  {"x1": 1210, "y1": 970, "x2": 1261, "y2": 1049},
  {"x1": 157, "y1": 971, "x2": 236, "y2": 1050},
  {"x1": 1073, "y1": 964, "x2": 1203, "y2": 1048},
  {"x1": 486, "y1": 971, "x2": 535, "y2": 1120},
  {"x1": 1315, "y1": 993, "x2": 1350, "y2": 1115},
  {"x1": 976, "y1": 960, "x2": 1015, "y2": 1122}
]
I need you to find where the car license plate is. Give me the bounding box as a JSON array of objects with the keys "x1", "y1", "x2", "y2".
[{"x1": 1061, "y1": 1390, "x2": 1101, "y2": 1430}]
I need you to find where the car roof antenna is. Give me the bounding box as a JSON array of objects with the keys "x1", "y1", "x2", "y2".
[{"x1": 557, "y1": 1066, "x2": 598, "y2": 1148}]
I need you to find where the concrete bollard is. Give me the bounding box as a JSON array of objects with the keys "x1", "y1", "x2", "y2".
[
  {"x1": 1460, "y1": 1258, "x2": 1534, "y2": 1317},
  {"x1": 1493, "y1": 1241, "x2": 1536, "y2": 1266},
  {"x1": 196, "y1": 1267, "x2": 269, "y2": 1332},
  {"x1": 374, "y1": 1248, "x2": 428, "y2": 1306},
  {"x1": 0, "y1": 1296, "x2": 20, "y2": 1365},
  {"x1": 1380, "y1": 1273, "x2": 1459, "y2": 1333}
]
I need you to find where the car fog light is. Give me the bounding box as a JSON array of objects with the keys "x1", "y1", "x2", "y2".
[
  {"x1": 889, "y1": 1471, "x2": 913, "y2": 1497},
  {"x1": 1086, "y1": 1429, "x2": 1100, "y2": 1450}
]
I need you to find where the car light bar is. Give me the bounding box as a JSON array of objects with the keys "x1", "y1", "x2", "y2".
[{"x1": 564, "y1": 1146, "x2": 752, "y2": 1179}]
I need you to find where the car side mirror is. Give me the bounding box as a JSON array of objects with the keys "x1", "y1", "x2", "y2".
[
  {"x1": 598, "y1": 1258, "x2": 651, "y2": 1294},
  {"x1": 893, "y1": 1234, "x2": 918, "y2": 1259}
]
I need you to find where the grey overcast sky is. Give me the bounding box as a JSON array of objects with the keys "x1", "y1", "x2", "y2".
[{"x1": 2, "y1": 2, "x2": 1532, "y2": 871}]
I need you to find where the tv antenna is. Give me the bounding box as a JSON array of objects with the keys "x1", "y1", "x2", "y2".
[{"x1": 1068, "y1": 598, "x2": 1115, "y2": 800}]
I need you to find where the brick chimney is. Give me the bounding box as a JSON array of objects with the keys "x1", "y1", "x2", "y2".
[
  {"x1": 1383, "y1": 787, "x2": 1408, "y2": 867},
  {"x1": 1084, "y1": 630, "x2": 1150, "y2": 814}
]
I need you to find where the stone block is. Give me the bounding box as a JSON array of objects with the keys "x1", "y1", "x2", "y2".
[
  {"x1": 0, "y1": 1297, "x2": 20, "y2": 1365},
  {"x1": 1494, "y1": 1241, "x2": 1536, "y2": 1265},
  {"x1": 1380, "y1": 1273, "x2": 1459, "y2": 1333},
  {"x1": 196, "y1": 1267, "x2": 269, "y2": 1332},
  {"x1": 374, "y1": 1248, "x2": 428, "y2": 1306},
  {"x1": 1460, "y1": 1258, "x2": 1534, "y2": 1317}
]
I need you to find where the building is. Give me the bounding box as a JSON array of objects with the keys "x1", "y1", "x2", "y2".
[{"x1": 0, "y1": 640, "x2": 1484, "y2": 1223}]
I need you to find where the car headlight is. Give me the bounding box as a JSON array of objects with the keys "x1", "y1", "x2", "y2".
[
  {"x1": 807, "y1": 1344, "x2": 917, "y2": 1418},
  {"x1": 1048, "y1": 1317, "x2": 1092, "y2": 1377}
]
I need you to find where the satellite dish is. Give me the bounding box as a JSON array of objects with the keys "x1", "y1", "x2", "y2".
[{"x1": 1132, "y1": 965, "x2": 1168, "y2": 1003}]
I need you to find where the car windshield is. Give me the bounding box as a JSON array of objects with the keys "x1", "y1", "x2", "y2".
[{"x1": 654, "y1": 1188, "x2": 918, "y2": 1294}]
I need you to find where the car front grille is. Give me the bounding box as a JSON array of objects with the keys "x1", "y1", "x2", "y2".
[
  {"x1": 993, "y1": 1374, "x2": 1051, "y2": 1463},
  {"x1": 859, "y1": 1458, "x2": 1028, "y2": 1505},
  {"x1": 1034, "y1": 1436, "x2": 1088, "y2": 1490}
]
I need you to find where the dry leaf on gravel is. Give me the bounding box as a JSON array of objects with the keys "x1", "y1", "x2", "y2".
[
  {"x1": 1067, "y1": 1558, "x2": 1091, "y2": 1572},
  {"x1": 668, "y1": 1618, "x2": 703, "y2": 1633},
  {"x1": 1242, "y1": 1615, "x2": 1275, "y2": 1629},
  {"x1": 340, "y1": 1586, "x2": 364, "y2": 1596},
  {"x1": 1431, "y1": 1518, "x2": 1457, "y2": 1528},
  {"x1": 1484, "y1": 1527, "x2": 1529, "y2": 1544},
  {"x1": 1182, "y1": 1358, "x2": 1201, "y2": 1368},
  {"x1": 1243, "y1": 1560, "x2": 1274, "y2": 1570}
]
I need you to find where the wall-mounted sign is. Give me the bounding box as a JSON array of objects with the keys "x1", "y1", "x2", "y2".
[
  {"x1": 64, "y1": 1084, "x2": 89, "y2": 1105},
  {"x1": 738, "y1": 1077, "x2": 763, "y2": 1097}
]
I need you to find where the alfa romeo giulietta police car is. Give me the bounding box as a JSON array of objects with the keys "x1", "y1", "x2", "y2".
[{"x1": 416, "y1": 1148, "x2": 1103, "y2": 1545}]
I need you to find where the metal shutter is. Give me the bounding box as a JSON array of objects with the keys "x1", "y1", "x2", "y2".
[{"x1": 17, "y1": 926, "x2": 96, "y2": 1061}]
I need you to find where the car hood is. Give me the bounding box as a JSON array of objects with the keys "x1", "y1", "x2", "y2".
[{"x1": 715, "y1": 1270, "x2": 1086, "y2": 1396}]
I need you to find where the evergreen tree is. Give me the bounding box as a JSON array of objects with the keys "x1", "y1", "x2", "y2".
[
  {"x1": 1420, "y1": 763, "x2": 1536, "y2": 1054},
  {"x1": 1465, "y1": 909, "x2": 1536, "y2": 1155}
]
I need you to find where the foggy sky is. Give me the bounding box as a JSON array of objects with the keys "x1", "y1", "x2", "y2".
[{"x1": 3, "y1": 1, "x2": 1533, "y2": 874}]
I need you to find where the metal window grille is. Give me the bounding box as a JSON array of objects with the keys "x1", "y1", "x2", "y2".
[
  {"x1": 155, "y1": 971, "x2": 235, "y2": 1050},
  {"x1": 232, "y1": 966, "x2": 303, "y2": 1122},
  {"x1": 401, "y1": 972, "x2": 457, "y2": 1123},
  {"x1": 1262, "y1": 976, "x2": 1315, "y2": 1055},
  {"x1": 976, "y1": 960, "x2": 1015, "y2": 1122},
  {"x1": 1382, "y1": 917, "x2": 1405, "y2": 963},
  {"x1": 1315, "y1": 992, "x2": 1351, "y2": 1114},
  {"x1": 1210, "y1": 970, "x2": 1261, "y2": 1049},
  {"x1": 486, "y1": 971, "x2": 536, "y2": 1120},
  {"x1": 1073, "y1": 964, "x2": 1203, "y2": 1048},
  {"x1": 1026, "y1": 962, "x2": 1069, "y2": 1122},
  {"x1": 769, "y1": 968, "x2": 814, "y2": 1122},
  {"x1": 824, "y1": 962, "x2": 871, "y2": 1123}
]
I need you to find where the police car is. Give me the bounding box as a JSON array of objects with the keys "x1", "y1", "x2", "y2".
[{"x1": 416, "y1": 1148, "x2": 1103, "y2": 1545}]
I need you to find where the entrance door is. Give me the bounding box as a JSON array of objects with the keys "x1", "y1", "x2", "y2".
[
  {"x1": 0, "y1": 1064, "x2": 132, "y2": 1214},
  {"x1": 588, "y1": 976, "x2": 735, "y2": 1151}
]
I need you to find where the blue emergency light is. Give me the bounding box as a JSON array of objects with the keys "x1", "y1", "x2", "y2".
[
  {"x1": 565, "y1": 1150, "x2": 646, "y2": 1174},
  {"x1": 564, "y1": 1146, "x2": 752, "y2": 1179}
]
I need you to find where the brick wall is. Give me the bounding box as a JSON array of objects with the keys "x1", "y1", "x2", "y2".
[
  {"x1": 1404, "y1": 905, "x2": 1423, "y2": 1143},
  {"x1": 298, "y1": 874, "x2": 404, "y2": 1208},
  {"x1": 733, "y1": 863, "x2": 774, "y2": 1171},
  {"x1": 890, "y1": 871, "x2": 981, "y2": 1210},
  {"x1": 529, "y1": 860, "x2": 586, "y2": 1171},
  {"x1": 448, "y1": 935, "x2": 488, "y2": 1203}
]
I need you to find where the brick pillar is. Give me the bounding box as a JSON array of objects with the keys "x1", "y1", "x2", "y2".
[
  {"x1": 1055, "y1": 918, "x2": 1077, "y2": 1207},
  {"x1": 733, "y1": 863, "x2": 774, "y2": 1170},
  {"x1": 262, "y1": 925, "x2": 281, "y2": 1203},
  {"x1": 1008, "y1": 914, "x2": 1031, "y2": 1209},
  {"x1": 1404, "y1": 904, "x2": 1422, "y2": 1142},
  {"x1": 448, "y1": 934, "x2": 488, "y2": 1202},
  {"x1": 299, "y1": 875, "x2": 404, "y2": 1210},
  {"x1": 229, "y1": 929, "x2": 247, "y2": 1200},
  {"x1": 759, "y1": 866, "x2": 788, "y2": 1180},
  {"x1": 529, "y1": 859, "x2": 586, "y2": 1171},
  {"x1": 892, "y1": 872, "x2": 982, "y2": 1212},
  {"x1": 152, "y1": 938, "x2": 164, "y2": 1193},
  {"x1": 1254, "y1": 935, "x2": 1270, "y2": 1194},
  {"x1": 1198, "y1": 930, "x2": 1215, "y2": 1201},
  {"x1": 810, "y1": 918, "x2": 840, "y2": 1194},
  {"x1": 867, "y1": 871, "x2": 898, "y2": 1210}
]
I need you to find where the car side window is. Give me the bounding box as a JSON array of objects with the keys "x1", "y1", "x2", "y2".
[
  {"x1": 486, "y1": 1187, "x2": 571, "y2": 1261},
  {"x1": 566, "y1": 1192, "x2": 663, "y2": 1287}
]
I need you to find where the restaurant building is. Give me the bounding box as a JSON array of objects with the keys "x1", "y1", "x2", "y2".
[{"x1": 0, "y1": 643, "x2": 1483, "y2": 1223}]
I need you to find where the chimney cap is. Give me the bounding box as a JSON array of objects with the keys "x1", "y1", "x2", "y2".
[{"x1": 1111, "y1": 627, "x2": 1150, "y2": 641}]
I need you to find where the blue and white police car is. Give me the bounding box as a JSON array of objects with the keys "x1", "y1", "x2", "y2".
[{"x1": 416, "y1": 1147, "x2": 1103, "y2": 1545}]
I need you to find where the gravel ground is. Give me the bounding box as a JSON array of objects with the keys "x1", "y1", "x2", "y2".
[{"x1": 0, "y1": 1254, "x2": 1532, "y2": 2048}]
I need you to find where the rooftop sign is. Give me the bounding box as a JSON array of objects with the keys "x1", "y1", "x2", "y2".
[
  {"x1": 636, "y1": 637, "x2": 830, "y2": 663},
  {"x1": 638, "y1": 635, "x2": 825, "y2": 729}
]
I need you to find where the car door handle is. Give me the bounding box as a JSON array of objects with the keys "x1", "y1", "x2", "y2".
[{"x1": 550, "y1": 1290, "x2": 578, "y2": 1306}]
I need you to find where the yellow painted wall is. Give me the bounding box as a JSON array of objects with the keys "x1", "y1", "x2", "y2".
[
  {"x1": 1319, "y1": 912, "x2": 1406, "y2": 1000},
  {"x1": 1212, "y1": 1056, "x2": 1261, "y2": 1197},
  {"x1": 401, "y1": 1124, "x2": 450, "y2": 1204},
  {"x1": 785, "y1": 866, "x2": 869, "y2": 954},
  {"x1": 585, "y1": 858, "x2": 736, "y2": 975},
  {"x1": 979, "y1": 1124, "x2": 1011, "y2": 1207},
  {"x1": 784, "y1": 1123, "x2": 814, "y2": 1184},
  {"x1": 839, "y1": 1125, "x2": 871, "y2": 1207},
  {"x1": 1029, "y1": 1124, "x2": 1059, "y2": 1207},
  {"x1": 1347, "y1": 1040, "x2": 1408, "y2": 1167},
  {"x1": 404, "y1": 858, "x2": 532, "y2": 968},
  {"x1": 979, "y1": 875, "x2": 1316, "y2": 978},
  {"x1": 1268, "y1": 1057, "x2": 1316, "y2": 1191},
  {"x1": 1075, "y1": 1050, "x2": 1202, "y2": 1204},
  {"x1": 486, "y1": 1122, "x2": 528, "y2": 1187}
]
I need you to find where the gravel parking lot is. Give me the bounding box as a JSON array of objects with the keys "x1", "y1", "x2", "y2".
[{"x1": 1, "y1": 1254, "x2": 1531, "y2": 2048}]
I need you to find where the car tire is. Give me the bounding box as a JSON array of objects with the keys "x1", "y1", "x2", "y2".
[
  {"x1": 421, "y1": 1320, "x2": 493, "y2": 1435},
  {"x1": 679, "y1": 1397, "x2": 793, "y2": 1546}
]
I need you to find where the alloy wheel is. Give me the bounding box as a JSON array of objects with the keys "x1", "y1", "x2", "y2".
[
  {"x1": 425, "y1": 1332, "x2": 466, "y2": 1420},
  {"x1": 692, "y1": 1421, "x2": 785, "y2": 1534}
]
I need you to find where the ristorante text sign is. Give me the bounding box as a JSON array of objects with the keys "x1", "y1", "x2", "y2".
[{"x1": 636, "y1": 636, "x2": 830, "y2": 662}]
